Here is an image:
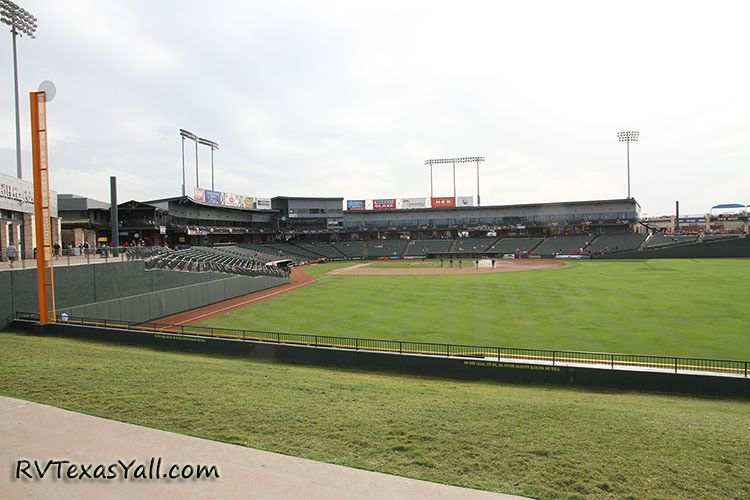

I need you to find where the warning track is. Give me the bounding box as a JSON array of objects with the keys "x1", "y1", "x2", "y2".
[{"x1": 157, "y1": 267, "x2": 316, "y2": 326}]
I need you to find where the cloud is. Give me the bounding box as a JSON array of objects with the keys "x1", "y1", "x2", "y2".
[{"x1": 0, "y1": 0, "x2": 747, "y2": 216}]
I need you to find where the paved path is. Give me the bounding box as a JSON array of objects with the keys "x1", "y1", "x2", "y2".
[
  {"x1": 0, "y1": 254, "x2": 131, "y2": 271},
  {"x1": 0, "y1": 397, "x2": 523, "y2": 499}
]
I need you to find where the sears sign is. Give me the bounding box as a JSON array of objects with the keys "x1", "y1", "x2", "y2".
[{"x1": 373, "y1": 198, "x2": 396, "y2": 210}]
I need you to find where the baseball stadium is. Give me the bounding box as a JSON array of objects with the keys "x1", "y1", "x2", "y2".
[
  {"x1": 3, "y1": 168, "x2": 750, "y2": 498},
  {"x1": 2, "y1": 2, "x2": 750, "y2": 498}
]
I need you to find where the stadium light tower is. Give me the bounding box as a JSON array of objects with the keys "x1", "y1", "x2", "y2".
[
  {"x1": 424, "y1": 157, "x2": 485, "y2": 205},
  {"x1": 179, "y1": 129, "x2": 198, "y2": 196},
  {"x1": 197, "y1": 137, "x2": 219, "y2": 191},
  {"x1": 1, "y1": 0, "x2": 37, "y2": 179},
  {"x1": 617, "y1": 130, "x2": 639, "y2": 199}
]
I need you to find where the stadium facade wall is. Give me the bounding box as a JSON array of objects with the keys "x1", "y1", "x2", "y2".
[{"x1": 0, "y1": 261, "x2": 286, "y2": 329}]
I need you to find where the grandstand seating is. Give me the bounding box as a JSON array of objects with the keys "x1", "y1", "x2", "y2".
[
  {"x1": 486, "y1": 238, "x2": 544, "y2": 254},
  {"x1": 263, "y1": 243, "x2": 321, "y2": 261},
  {"x1": 452, "y1": 237, "x2": 497, "y2": 253},
  {"x1": 144, "y1": 247, "x2": 289, "y2": 278},
  {"x1": 531, "y1": 235, "x2": 593, "y2": 256},
  {"x1": 644, "y1": 234, "x2": 700, "y2": 248},
  {"x1": 293, "y1": 241, "x2": 348, "y2": 260},
  {"x1": 239, "y1": 243, "x2": 306, "y2": 265},
  {"x1": 331, "y1": 241, "x2": 366, "y2": 259},
  {"x1": 404, "y1": 239, "x2": 453, "y2": 256},
  {"x1": 587, "y1": 233, "x2": 647, "y2": 254},
  {"x1": 136, "y1": 231, "x2": 721, "y2": 271},
  {"x1": 366, "y1": 239, "x2": 408, "y2": 258},
  {"x1": 125, "y1": 246, "x2": 170, "y2": 261}
]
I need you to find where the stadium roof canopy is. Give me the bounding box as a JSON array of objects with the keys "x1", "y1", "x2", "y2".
[{"x1": 711, "y1": 203, "x2": 746, "y2": 209}]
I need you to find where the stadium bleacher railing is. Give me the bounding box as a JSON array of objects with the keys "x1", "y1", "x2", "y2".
[{"x1": 15, "y1": 312, "x2": 748, "y2": 379}]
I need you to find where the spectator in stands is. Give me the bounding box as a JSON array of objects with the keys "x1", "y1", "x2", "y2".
[{"x1": 53, "y1": 242, "x2": 60, "y2": 259}]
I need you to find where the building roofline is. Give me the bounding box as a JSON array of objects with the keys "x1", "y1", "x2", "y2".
[
  {"x1": 344, "y1": 197, "x2": 640, "y2": 214},
  {"x1": 144, "y1": 196, "x2": 279, "y2": 214}
]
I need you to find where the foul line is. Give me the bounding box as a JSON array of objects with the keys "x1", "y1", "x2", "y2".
[{"x1": 173, "y1": 280, "x2": 314, "y2": 325}]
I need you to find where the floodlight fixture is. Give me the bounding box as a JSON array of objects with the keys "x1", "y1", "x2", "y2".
[
  {"x1": 1, "y1": 0, "x2": 37, "y2": 179},
  {"x1": 617, "y1": 130, "x2": 639, "y2": 143},
  {"x1": 617, "y1": 130, "x2": 639, "y2": 199},
  {"x1": 424, "y1": 156, "x2": 485, "y2": 206},
  {"x1": 179, "y1": 128, "x2": 198, "y2": 141}
]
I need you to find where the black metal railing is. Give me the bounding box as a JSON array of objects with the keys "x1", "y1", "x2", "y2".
[{"x1": 14, "y1": 312, "x2": 749, "y2": 379}]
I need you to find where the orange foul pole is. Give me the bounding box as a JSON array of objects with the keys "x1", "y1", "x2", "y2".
[{"x1": 30, "y1": 91, "x2": 56, "y2": 324}]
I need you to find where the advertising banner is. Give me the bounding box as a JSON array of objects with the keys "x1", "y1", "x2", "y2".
[
  {"x1": 398, "y1": 197, "x2": 427, "y2": 209},
  {"x1": 193, "y1": 187, "x2": 271, "y2": 210},
  {"x1": 254, "y1": 198, "x2": 272, "y2": 210},
  {"x1": 431, "y1": 197, "x2": 456, "y2": 208},
  {"x1": 221, "y1": 191, "x2": 244, "y2": 207},
  {"x1": 456, "y1": 196, "x2": 474, "y2": 207},
  {"x1": 347, "y1": 199, "x2": 366, "y2": 211},
  {"x1": 205, "y1": 190, "x2": 223, "y2": 205},
  {"x1": 373, "y1": 198, "x2": 396, "y2": 210}
]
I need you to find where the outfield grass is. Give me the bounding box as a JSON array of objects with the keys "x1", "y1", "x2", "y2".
[
  {"x1": 203, "y1": 259, "x2": 750, "y2": 359},
  {"x1": 1, "y1": 332, "x2": 748, "y2": 499}
]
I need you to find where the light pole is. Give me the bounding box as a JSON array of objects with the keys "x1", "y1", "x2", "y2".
[
  {"x1": 0, "y1": 0, "x2": 37, "y2": 179},
  {"x1": 197, "y1": 137, "x2": 219, "y2": 191},
  {"x1": 424, "y1": 157, "x2": 485, "y2": 205},
  {"x1": 179, "y1": 129, "x2": 197, "y2": 196},
  {"x1": 617, "y1": 130, "x2": 639, "y2": 199}
]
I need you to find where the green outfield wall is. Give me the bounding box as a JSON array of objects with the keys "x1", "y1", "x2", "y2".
[{"x1": 0, "y1": 261, "x2": 287, "y2": 328}]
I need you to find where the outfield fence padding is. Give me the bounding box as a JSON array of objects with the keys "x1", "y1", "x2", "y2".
[
  {"x1": 0, "y1": 261, "x2": 288, "y2": 329},
  {"x1": 61, "y1": 275, "x2": 285, "y2": 324}
]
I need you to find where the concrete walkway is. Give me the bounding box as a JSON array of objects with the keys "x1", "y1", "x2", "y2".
[
  {"x1": 0, "y1": 397, "x2": 524, "y2": 499},
  {"x1": 0, "y1": 254, "x2": 131, "y2": 271}
]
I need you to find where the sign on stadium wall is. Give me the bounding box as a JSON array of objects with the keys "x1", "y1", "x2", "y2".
[
  {"x1": 0, "y1": 171, "x2": 57, "y2": 216},
  {"x1": 205, "y1": 189, "x2": 222, "y2": 205},
  {"x1": 347, "y1": 199, "x2": 366, "y2": 210},
  {"x1": 221, "y1": 191, "x2": 243, "y2": 207},
  {"x1": 193, "y1": 187, "x2": 272, "y2": 210},
  {"x1": 373, "y1": 198, "x2": 396, "y2": 210},
  {"x1": 398, "y1": 197, "x2": 427, "y2": 209},
  {"x1": 431, "y1": 196, "x2": 456, "y2": 208},
  {"x1": 456, "y1": 196, "x2": 474, "y2": 207},
  {"x1": 254, "y1": 198, "x2": 272, "y2": 210}
]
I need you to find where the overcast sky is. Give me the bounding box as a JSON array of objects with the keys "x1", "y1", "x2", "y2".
[{"x1": 1, "y1": 0, "x2": 748, "y2": 216}]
